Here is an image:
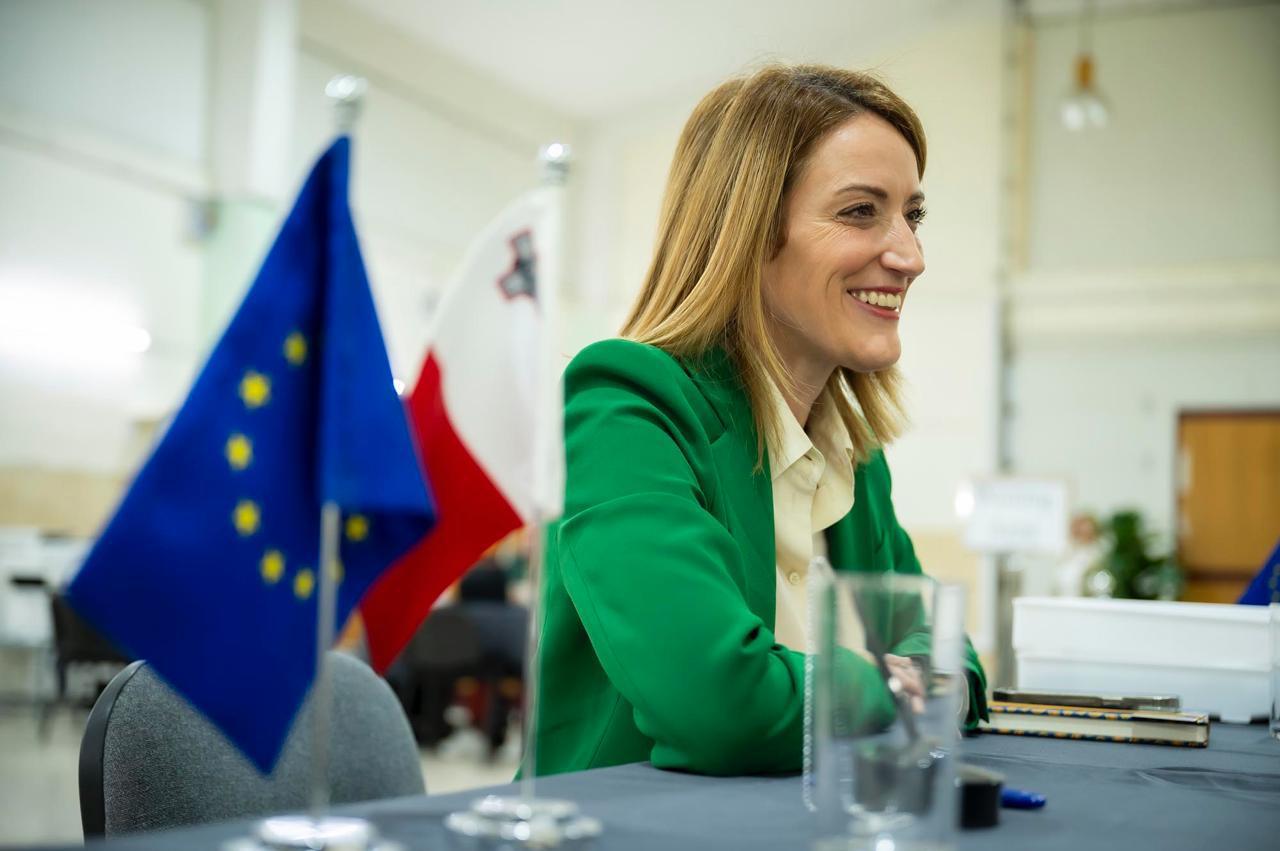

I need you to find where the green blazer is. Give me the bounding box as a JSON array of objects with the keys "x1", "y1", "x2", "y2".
[{"x1": 533, "y1": 339, "x2": 988, "y2": 777}]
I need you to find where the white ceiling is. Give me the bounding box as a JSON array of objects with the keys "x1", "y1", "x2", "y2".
[
  {"x1": 341, "y1": 0, "x2": 1260, "y2": 120},
  {"x1": 341, "y1": 0, "x2": 965, "y2": 120}
]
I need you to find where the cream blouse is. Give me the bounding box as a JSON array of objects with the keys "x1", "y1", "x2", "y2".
[{"x1": 766, "y1": 381, "x2": 856, "y2": 653}]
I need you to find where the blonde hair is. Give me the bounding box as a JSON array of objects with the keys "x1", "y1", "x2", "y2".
[{"x1": 620, "y1": 64, "x2": 924, "y2": 467}]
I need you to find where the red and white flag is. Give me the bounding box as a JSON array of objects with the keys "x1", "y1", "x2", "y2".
[{"x1": 361, "y1": 187, "x2": 564, "y2": 672}]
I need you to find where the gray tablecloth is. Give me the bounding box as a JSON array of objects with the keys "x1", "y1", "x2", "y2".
[{"x1": 28, "y1": 724, "x2": 1280, "y2": 850}]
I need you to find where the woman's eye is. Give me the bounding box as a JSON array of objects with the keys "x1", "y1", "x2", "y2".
[
  {"x1": 906, "y1": 207, "x2": 928, "y2": 228},
  {"x1": 839, "y1": 204, "x2": 876, "y2": 220}
]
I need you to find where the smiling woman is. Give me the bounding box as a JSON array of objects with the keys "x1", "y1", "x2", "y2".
[
  {"x1": 760, "y1": 113, "x2": 927, "y2": 425},
  {"x1": 533, "y1": 65, "x2": 988, "y2": 778}
]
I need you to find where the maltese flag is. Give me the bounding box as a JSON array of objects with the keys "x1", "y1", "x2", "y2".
[{"x1": 361, "y1": 187, "x2": 564, "y2": 671}]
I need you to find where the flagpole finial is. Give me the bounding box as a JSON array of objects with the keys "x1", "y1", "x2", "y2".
[
  {"x1": 539, "y1": 142, "x2": 572, "y2": 186},
  {"x1": 326, "y1": 75, "x2": 368, "y2": 133}
]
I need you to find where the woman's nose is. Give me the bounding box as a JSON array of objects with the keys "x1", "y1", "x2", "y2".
[{"x1": 881, "y1": 222, "x2": 925, "y2": 279}]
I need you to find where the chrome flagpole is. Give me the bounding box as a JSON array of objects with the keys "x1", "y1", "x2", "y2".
[
  {"x1": 306, "y1": 76, "x2": 366, "y2": 825},
  {"x1": 518, "y1": 141, "x2": 569, "y2": 799},
  {"x1": 309, "y1": 501, "x2": 342, "y2": 819},
  {"x1": 238, "y1": 75, "x2": 394, "y2": 851},
  {"x1": 444, "y1": 143, "x2": 601, "y2": 847}
]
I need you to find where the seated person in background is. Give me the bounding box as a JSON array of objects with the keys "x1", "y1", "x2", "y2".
[
  {"x1": 532, "y1": 64, "x2": 988, "y2": 778},
  {"x1": 457, "y1": 552, "x2": 528, "y2": 756},
  {"x1": 1054, "y1": 512, "x2": 1108, "y2": 597},
  {"x1": 459, "y1": 556, "x2": 511, "y2": 603},
  {"x1": 460, "y1": 528, "x2": 532, "y2": 605}
]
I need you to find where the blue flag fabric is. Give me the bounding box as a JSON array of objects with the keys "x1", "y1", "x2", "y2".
[
  {"x1": 1238, "y1": 536, "x2": 1280, "y2": 605},
  {"x1": 65, "y1": 136, "x2": 436, "y2": 772}
]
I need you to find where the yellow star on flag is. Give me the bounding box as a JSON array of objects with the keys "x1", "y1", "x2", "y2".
[
  {"x1": 345, "y1": 515, "x2": 369, "y2": 542},
  {"x1": 239, "y1": 371, "x2": 271, "y2": 409},
  {"x1": 225, "y1": 434, "x2": 253, "y2": 471},
  {"x1": 233, "y1": 500, "x2": 261, "y2": 536},
  {"x1": 283, "y1": 332, "x2": 307, "y2": 366},
  {"x1": 294, "y1": 568, "x2": 316, "y2": 600},
  {"x1": 260, "y1": 550, "x2": 285, "y2": 584}
]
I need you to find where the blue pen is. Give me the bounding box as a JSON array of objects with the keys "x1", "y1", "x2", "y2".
[{"x1": 1001, "y1": 788, "x2": 1047, "y2": 809}]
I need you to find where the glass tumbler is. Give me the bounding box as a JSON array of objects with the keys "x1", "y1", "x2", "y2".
[{"x1": 804, "y1": 561, "x2": 967, "y2": 851}]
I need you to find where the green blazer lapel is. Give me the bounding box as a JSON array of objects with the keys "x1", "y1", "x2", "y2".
[
  {"x1": 682, "y1": 349, "x2": 776, "y2": 624},
  {"x1": 825, "y1": 515, "x2": 858, "y2": 572},
  {"x1": 825, "y1": 455, "x2": 886, "y2": 573}
]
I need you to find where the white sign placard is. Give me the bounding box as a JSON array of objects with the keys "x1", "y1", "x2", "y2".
[{"x1": 957, "y1": 478, "x2": 1069, "y2": 555}]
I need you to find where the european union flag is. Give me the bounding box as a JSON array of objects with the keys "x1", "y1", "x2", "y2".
[
  {"x1": 66, "y1": 136, "x2": 436, "y2": 772},
  {"x1": 1239, "y1": 535, "x2": 1280, "y2": 605}
]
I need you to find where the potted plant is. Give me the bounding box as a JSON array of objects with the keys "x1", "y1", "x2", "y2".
[{"x1": 1084, "y1": 510, "x2": 1183, "y2": 601}]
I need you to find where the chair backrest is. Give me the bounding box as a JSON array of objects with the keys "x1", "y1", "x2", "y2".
[
  {"x1": 79, "y1": 651, "x2": 425, "y2": 837},
  {"x1": 400, "y1": 606, "x2": 484, "y2": 673},
  {"x1": 50, "y1": 592, "x2": 130, "y2": 665}
]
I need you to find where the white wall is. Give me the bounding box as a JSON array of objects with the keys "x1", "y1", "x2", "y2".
[
  {"x1": 1012, "y1": 334, "x2": 1280, "y2": 544},
  {"x1": 1009, "y1": 2, "x2": 1280, "y2": 540},
  {"x1": 0, "y1": 0, "x2": 579, "y2": 485},
  {"x1": 1025, "y1": 4, "x2": 1280, "y2": 270},
  {"x1": 0, "y1": 0, "x2": 210, "y2": 164},
  {"x1": 570, "y1": 101, "x2": 689, "y2": 350},
  {"x1": 0, "y1": 0, "x2": 210, "y2": 474},
  {"x1": 869, "y1": 14, "x2": 1004, "y2": 531}
]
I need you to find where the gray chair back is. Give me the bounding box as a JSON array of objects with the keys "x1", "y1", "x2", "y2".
[{"x1": 79, "y1": 651, "x2": 425, "y2": 837}]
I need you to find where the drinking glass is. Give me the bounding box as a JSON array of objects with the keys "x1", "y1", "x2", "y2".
[
  {"x1": 1270, "y1": 602, "x2": 1279, "y2": 741},
  {"x1": 804, "y1": 561, "x2": 966, "y2": 850}
]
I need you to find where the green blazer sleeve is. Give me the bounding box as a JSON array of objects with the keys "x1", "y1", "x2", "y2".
[{"x1": 554, "y1": 340, "x2": 894, "y2": 775}]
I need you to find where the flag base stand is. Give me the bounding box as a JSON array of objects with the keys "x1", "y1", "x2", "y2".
[
  {"x1": 224, "y1": 815, "x2": 401, "y2": 851},
  {"x1": 444, "y1": 795, "x2": 602, "y2": 847}
]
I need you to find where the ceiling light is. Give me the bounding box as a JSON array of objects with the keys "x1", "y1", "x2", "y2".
[{"x1": 1060, "y1": 0, "x2": 1110, "y2": 132}]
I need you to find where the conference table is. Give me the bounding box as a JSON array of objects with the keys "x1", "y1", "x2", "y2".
[{"x1": 31, "y1": 724, "x2": 1280, "y2": 850}]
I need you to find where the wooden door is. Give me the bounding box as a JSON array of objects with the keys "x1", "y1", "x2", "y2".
[{"x1": 1177, "y1": 411, "x2": 1280, "y2": 603}]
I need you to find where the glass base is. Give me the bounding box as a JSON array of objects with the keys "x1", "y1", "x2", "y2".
[
  {"x1": 224, "y1": 815, "x2": 400, "y2": 851},
  {"x1": 444, "y1": 795, "x2": 602, "y2": 848},
  {"x1": 819, "y1": 834, "x2": 952, "y2": 849},
  {"x1": 814, "y1": 838, "x2": 953, "y2": 851}
]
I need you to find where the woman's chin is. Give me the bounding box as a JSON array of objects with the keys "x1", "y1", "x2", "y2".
[{"x1": 838, "y1": 340, "x2": 901, "y2": 374}]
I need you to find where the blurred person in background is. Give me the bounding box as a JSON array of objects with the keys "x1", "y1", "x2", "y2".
[
  {"x1": 532, "y1": 64, "x2": 988, "y2": 777},
  {"x1": 1056, "y1": 512, "x2": 1107, "y2": 597}
]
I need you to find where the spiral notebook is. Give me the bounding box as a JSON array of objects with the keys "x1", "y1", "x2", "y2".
[{"x1": 980, "y1": 700, "x2": 1210, "y2": 747}]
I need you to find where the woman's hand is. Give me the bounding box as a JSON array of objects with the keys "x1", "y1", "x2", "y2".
[{"x1": 883, "y1": 653, "x2": 926, "y2": 714}]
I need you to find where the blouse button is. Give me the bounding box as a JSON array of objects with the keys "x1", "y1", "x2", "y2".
[{"x1": 787, "y1": 571, "x2": 802, "y2": 586}]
